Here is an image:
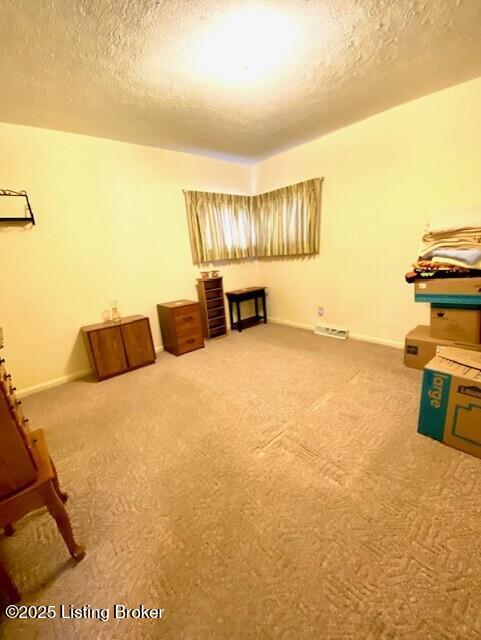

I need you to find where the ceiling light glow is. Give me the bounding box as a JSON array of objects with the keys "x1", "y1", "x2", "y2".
[{"x1": 193, "y1": 5, "x2": 302, "y2": 86}]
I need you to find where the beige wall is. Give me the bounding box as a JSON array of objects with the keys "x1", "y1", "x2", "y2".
[
  {"x1": 0, "y1": 123, "x2": 256, "y2": 393},
  {"x1": 2, "y1": 77, "x2": 480, "y2": 392},
  {"x1": 254, "y1": 77, "x2": 481, "y2": 347}
]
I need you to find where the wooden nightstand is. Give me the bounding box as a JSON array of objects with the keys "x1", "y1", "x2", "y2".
[{"x1": 157, "y1": 300, "x2": 204, "y2": 356}]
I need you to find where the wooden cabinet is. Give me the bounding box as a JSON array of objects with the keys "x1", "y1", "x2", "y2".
[
  {"x1": 82, "y1": 315, "x2": 155, "y2": 380},
  {"x1": 157, "y1": 300, "x2": 204, "y2": 356},
  {"x1": 196, "y1": 277, "x2": 227, "y2": 339}
]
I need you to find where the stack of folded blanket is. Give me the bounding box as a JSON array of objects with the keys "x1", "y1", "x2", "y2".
[{"x1": 405, "y1": 226, "x2": 481, "y2": 283}]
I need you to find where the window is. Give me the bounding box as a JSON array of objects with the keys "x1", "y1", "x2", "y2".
[{"x1": 184, "y1": 178, "x2": 323, "y2": 264}]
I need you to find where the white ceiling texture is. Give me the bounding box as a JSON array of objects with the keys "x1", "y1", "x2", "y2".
[{"x1": 0, "y1": 0, "x2": 480, "y2": 161}]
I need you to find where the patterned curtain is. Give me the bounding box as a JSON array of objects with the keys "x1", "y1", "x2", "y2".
[
  {"x1": 252, "y1": 179, "x2": 322, "y2": 258},
  {"x1": 184, "y1": 178, "x2": 323, "y2": 265}
]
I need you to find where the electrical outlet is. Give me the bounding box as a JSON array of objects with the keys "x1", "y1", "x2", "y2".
[{"x1": 317, "y1": 307, "x2": 324, "y2": 317}]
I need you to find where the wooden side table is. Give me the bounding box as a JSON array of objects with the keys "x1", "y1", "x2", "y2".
[{"x1": 225, "y1": 287, "x2": 267, "y2": 332}]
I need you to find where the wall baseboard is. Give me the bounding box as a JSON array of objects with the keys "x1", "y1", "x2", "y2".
[
  {"x1": 18, "y1": 368, "x2": 92, "y2": 398},
  {"x1": 269, "y1": 317, "x2": 313, "y2": 331},
  {"x1": 19, "y1": 345, "x2": 164, "y2": 398},
  {"x1": 18, "y1": 324, "x2": 404, "y2": 398},
  {"x1": 349, "y1": 332, "x2": 403, "y2": 350},
  {"x1": 269, "y1": 317, "x2": 403, "y2": 350}
]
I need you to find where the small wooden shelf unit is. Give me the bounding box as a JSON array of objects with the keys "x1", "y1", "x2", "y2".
[{"x1": 197, "y1": 277, "x2": 227, "y2": 339}]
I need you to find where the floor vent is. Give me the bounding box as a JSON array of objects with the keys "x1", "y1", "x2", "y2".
[{"x1": 314, "y1": 324, "x2": 349, "y2": 340}]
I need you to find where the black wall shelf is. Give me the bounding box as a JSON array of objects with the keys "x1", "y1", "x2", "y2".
[{"x1": 0, "y1": 190, "x2": 36, "y2": 225}]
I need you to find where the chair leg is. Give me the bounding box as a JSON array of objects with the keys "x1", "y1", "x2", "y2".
[
  {"x1": 0, "y1": 560, "x2": 20, "y2": 604},
  {"x1": 4, "y1": 524, "x2": 14, "y2": 537},
  {"x1": 50, "y1": 457, "x2": 68, "y2": 503},
  {"x1": 44, "y1": 483, "x2": 85, "y2": 562}
]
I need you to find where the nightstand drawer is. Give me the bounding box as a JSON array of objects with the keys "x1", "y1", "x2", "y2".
[
  {"x1": 177, "y1": 334, "x2": 204, "y2": 355},
  {"x1": 173, "y1": 306, "x2": 201, "y2": 329},
  {"x1": 176, "y1": 324, "x2": 203, "y2": 340}
]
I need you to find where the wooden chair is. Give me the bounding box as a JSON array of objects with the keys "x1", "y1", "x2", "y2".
[
  {"x1": 0, "y1": 357, "x2": 85, "y2": 602},
  {"x1": 0, "y1": 429, "x2": 85, "y2": 603}
]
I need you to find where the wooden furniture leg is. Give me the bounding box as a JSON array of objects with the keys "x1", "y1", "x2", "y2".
[
  {"x1": 44, "y1": 483, "x2": 85, "y2": 562},
  {"x1": 236, "y1": 300, "x2": 242, "y2": 332},
  {"x1": 0, "y1": 560, "x2": 20, "y2": 604},
  {"x1": 50, "y1": 457, "x2": 68, "y2": 503},
  {"x1": 228, "y1": 298, "x2": 234, "y2": 331}
]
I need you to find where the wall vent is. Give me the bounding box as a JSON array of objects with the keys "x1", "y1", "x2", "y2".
[{"x1": 314, "y1": 324, "x2": 349, "y2": 340}]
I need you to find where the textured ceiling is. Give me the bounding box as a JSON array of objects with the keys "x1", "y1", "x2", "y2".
[{"x1": 0, "y1": 0, "x2": 480, "y2": 161}]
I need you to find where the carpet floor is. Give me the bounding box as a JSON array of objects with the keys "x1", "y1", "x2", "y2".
[{"x1": 1, "y1": 323, "x2": 481, "y2": 639}]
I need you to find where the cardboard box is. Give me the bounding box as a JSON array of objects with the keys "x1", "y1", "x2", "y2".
[
  {"x1": 430, "y1": 307, "x2": 481, "y2": 344},
  {"x1": 415, "y1": 277, "x2": 481, "y2": 306},
  {"x1": 404, "y1": 325, "x2": 481, "y2": 370},
  {"x1": 418, "y1": 347, "x2": 481, "y2": 459}
]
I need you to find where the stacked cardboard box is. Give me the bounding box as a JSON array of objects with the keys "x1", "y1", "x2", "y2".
[
  {"x1": 404, "y1": 277, "x2": 481, "y2": 370},
  {"x1": 417, "y1": 346, "x2": 481, "y2": 460}
]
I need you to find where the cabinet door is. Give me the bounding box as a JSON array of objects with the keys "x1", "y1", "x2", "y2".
[
  {"x1": 89, "y1": 326, "x2": 128, "y2": 379},
  {"x1": 121, "y1": 318, "x2": 155, "y2": 369}
]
